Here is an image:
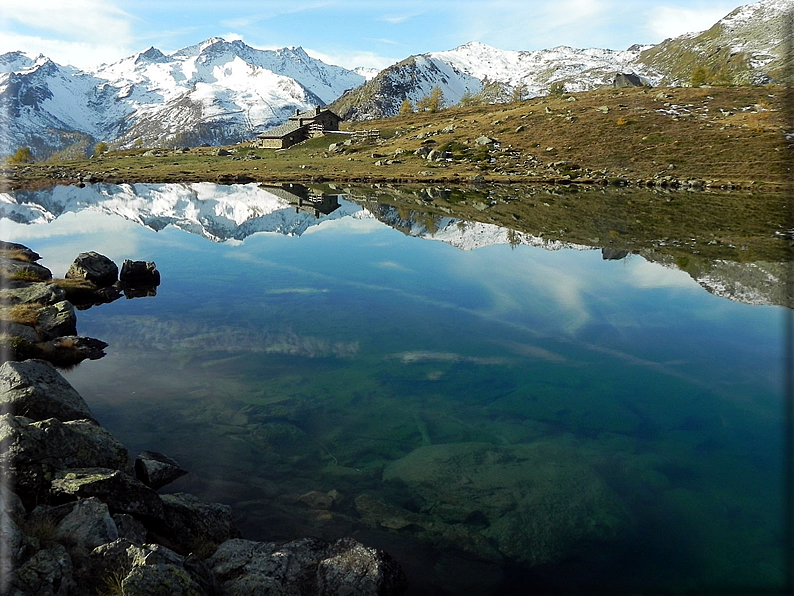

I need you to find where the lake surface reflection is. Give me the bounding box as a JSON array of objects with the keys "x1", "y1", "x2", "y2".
[{"x1": 1, "y1": 182, "x2": 789, "y2": 594}]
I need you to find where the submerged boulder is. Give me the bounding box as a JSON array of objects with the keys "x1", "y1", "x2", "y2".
[{"x1": 382, "y1": 440, "x2": 632, "y2": 566}]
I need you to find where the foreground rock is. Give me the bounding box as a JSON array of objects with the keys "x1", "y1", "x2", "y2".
[
  {"x1": 0, "y1": 359, "x2": 97, "y2": 423},
  {"x1": 208, "y1": 537, "x2": 407, "y2": 596}
]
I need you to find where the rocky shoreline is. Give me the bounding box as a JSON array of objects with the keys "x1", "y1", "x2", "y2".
[{"x1": 0, "y1": 243, "x2": 407, "y2": 595}]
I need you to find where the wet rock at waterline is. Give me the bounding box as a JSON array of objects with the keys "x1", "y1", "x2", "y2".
[
  {"x1": 50, "y1": 468, "x2": 165, "y2": 521},
  {"x1": 135, "y1": 450, "x2": 188, "y2": 490},
  {"x1": 65, "y1": 251, "x2": 118, "y2": 287},
  {"x1": 120, "y1": 259, "x2": 161, "y2": 287},
  {"x1": 35, "y1": 301, "x2": 77, "y2": 341},
  {"x1": 0, "y1": 415, "x2": 132, "y2": 508},
  {"x1": 0, "y1": 359, "x2": 97, "y2": 422}
]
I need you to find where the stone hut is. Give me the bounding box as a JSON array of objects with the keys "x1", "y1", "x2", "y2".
[{"x1": 257, "y1": 107, "x2": 343, "y2": 149}]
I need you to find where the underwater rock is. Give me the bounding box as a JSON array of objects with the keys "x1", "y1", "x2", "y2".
[
  {"x1": 383, "y1": 440, "x2": 632, "y2": 567},
  {"x1": 0, "y1": 359, "x2": 96, "y2": 422}
]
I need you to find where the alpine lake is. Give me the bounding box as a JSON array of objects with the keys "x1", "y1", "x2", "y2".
[{"x1": 1, "y1": 181, "x2": 791, "y2": 595}]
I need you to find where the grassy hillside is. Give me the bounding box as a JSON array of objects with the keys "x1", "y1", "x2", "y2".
[{"x1": 3, "y1": 85, "x2": 790, "y2": 190}]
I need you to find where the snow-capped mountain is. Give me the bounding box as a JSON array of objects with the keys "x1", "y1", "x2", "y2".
[
  {"x1": 331, "y1": 0, "x2": 789, "y2": 120},
  {"x1": 0, "y1": 38, "x2": 365, "y2": 157},
  {"x1": 331, "y1": 41, "x2": 651, "y2": 120},
  {"x1": 1, "y1": 0, "x2": 787, "y2": 152}
]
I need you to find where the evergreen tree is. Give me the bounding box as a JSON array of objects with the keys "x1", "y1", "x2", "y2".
[{"x1": 399, "y1": 98, "x2": 414, "y2": 115}]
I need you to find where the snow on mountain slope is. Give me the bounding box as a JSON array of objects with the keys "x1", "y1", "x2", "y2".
[
  {"x1": 432, "y1": 41, "x2": 650, "y2": 95},
  {"x1": 636, "y1": 0, "x2": 791, "y2": 85}
]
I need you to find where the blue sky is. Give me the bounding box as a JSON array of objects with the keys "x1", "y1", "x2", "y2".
[{"x1": 0, "y1": 0, "x2": 746, "y2": 70}]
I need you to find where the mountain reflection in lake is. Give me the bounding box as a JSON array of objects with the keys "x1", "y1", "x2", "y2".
[{"x1": 1, "y1": 182, "x2": 789, "y2": 595}]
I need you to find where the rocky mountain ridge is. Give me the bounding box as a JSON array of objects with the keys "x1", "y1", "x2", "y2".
[{"x1": 331, "y1": 0, "x2": 790, "y2": 120}]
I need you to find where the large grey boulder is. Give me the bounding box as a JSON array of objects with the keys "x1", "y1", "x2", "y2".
[
  {"x1": 1, "y1": 415, "x2": 131, "y2": 508},
  {"x1": 35, "y1": 301, "x2": 77, "y2": 341},
  {"x1": 157, "y1": 493, "x2": 239, "y2": 551},
  {"x1": 0, "y1": 359, "x2": 96, "y2": 423},
  {"x1": 208, "y1": 537, "x2": 406, "y2": 596},
  {"x1": 89, "y1": 539, "x2": 207, "y2": 596},
  {"x1": 382, "y1": 441, "x2": 632, "y2": 567},
  {"x1": 52, "y1": 497, "x2": 119, "y2": 554},
  {"x1": 65, "y1": 252, "x2": 118, "y2": 287},
  {"x1": 11, "y1": 543, "x2": 76, "y2": 596},
  {"x1": 50, "y1": 468, "x2": 164, "y2": 521}
]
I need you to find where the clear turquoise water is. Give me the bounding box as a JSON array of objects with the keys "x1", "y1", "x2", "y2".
[{"x1": 2, "y1": 184, "x2": 788, "y2": 594}]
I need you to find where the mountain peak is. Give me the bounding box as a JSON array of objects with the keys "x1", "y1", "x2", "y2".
[{"x1": 135, "y1": 46, "x2": 167, "y2": 63}]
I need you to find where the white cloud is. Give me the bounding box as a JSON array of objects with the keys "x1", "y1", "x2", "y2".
[
  {"x1": 645, "y1": 4, "x2": 735, "y2": 40},
  {"x1": 0, "y1": 32, "x2": 132, "y2": 68},
  {"x1": 0, "y1": 0, "x2": 135, "y2": 67},
  {"x1": 378, "y1": 13, "x2": 422, "y2": 24},
  {"x1": 627, "y1": 259, "x2": 698, "y2": 289},
  {"x1": 303, "y1": 46, "x2": 397, "y2": 70}
]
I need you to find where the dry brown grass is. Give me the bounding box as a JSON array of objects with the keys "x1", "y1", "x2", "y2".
[
  {"x1": 5, "y1": 85, "x2": 788, "y2": 189},
  {"x1": 0, "y1": 303, "x2": 41, "y2": 325},
  {"x1": 0, "y1": 249, "x2": 36, "y2": 263}
]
